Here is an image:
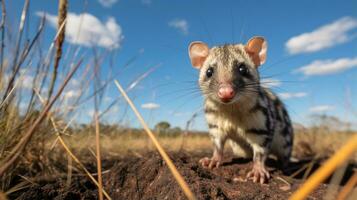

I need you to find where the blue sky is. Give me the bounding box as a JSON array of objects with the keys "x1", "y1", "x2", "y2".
[{"x1": 6, "y1": 0, "x2": 357, "y2": 130}]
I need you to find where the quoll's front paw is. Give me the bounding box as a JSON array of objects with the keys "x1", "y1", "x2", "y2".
[
  {"x1": 246, "y1": 163, "x2": 270, "y2": 184},
  {"x1": 199, "y1": 156, "x2": 221, "y2": 169}
]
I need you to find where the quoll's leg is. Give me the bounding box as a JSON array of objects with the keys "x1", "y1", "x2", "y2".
[
  {"x1": 229, "y1": 138, "x2": 253, "y2": 159},
  {"x1": 199, "y1": 147, "x2": 223, "y2": 169},
  {"x1": 245, "y1": 130, "x2": 273, "y2": 184},
  {"x1": 246, "y1": 144, "x2": 270, "y2": 184},
  {"x1": 199, "y1": 128, "x2": 226, "y2": 169}
]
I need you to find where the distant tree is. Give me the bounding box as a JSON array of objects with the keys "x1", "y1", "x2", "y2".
[
  {"x1": 169, "y1": 127, "x2": 182, "y2": 136},
  {"x1": 170, "y1": 127, "x2": 182, "y2": 135},
  {"x1": 154, "y1": 121, "x2": 171, "y2": 134}
]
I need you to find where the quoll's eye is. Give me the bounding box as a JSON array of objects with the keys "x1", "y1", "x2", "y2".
[
  {"x1": 206, "y1": 67, "x2": 214, "y2": 78},
  {"x1": 238, "y1": 64, "x2": 248, "y2": 76}
]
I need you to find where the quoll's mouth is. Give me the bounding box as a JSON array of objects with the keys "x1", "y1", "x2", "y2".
[
  {"x1": 219, "y1": 97, "x2": 234, "y2": 103},
  {"x1": 217, "y1": 92, "x2": 238, "y2": 104}
]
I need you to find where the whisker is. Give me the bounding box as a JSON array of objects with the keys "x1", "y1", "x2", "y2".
[
  {"x1": 158, "y1": 87, "x2": 202, "y2": 98},
  {"x1": 170, "y1": 93, "x2": 204, "y2": 113}
]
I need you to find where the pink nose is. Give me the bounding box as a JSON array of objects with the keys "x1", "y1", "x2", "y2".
[{"x1": 218, "y1": 85, "x2": 235, "y2": 102}]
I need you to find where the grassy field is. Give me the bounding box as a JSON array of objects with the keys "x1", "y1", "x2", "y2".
[
  {"x1": 56, "y1": 130, "x2": 357, "y2": 163},
  {"x1": 2, "y1": 128, "x2": 357, "y2": 199}
]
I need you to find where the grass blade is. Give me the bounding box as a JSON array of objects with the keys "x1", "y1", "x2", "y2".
[{"x1": 114, "y1": 79, "x2": 196, "y2": 200}]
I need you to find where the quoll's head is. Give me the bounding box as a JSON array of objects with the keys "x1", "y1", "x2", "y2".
[{"x1": 188, "y1": 36, "x2": 267, "y2": 104}]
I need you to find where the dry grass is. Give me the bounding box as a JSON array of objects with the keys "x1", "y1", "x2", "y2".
[
  {"x1": 52, "y1": 132, "x2": 212, "y2": 156},
  {"x1": 0, "y1": 0, "x2": 150, "y2": 196},
  {"x1": 44, "y1": 129, "x2": 357, "y2": 164},
  {"x1": 290, "y1": 134, "x2": 357, "y2": 200},
  {"x1": 293, "y1": 129, "x2": 357, "y2": 162}
]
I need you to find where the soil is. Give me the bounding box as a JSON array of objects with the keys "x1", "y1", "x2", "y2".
[{"x1": 12, "y1": 151, "x2": 356, "y2": 200}]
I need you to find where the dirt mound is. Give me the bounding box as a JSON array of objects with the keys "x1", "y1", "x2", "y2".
[
  {"x1": 103, "y1": 152, "x2": 328, "y2": 200},
  {"x1": 15, "y1": 178, "x2": 98, "y2": 200},
  {"x1": 13, "y1": 151, "x2": 338, "y2": 200}
]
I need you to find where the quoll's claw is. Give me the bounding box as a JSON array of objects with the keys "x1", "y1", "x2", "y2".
[
  {"x1": 246, "y1": 164, "x2": 270, "y2": 184},
  {"x1": 199, "y1": 157, "x2": 221, "y2": 169}
]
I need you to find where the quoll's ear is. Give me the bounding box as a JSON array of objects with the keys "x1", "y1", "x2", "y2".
[
  {"x1": 245, "y1": 36, "x2": 267, "y2": 67},
  {"x1": 188, "y1": 41, "x2": 209, "y2": 69}
]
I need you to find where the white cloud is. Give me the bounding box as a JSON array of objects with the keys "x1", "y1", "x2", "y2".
[
  {"x1": 19, "y1": 102, "x2": 28, "y2": 110},
  {"x1": 98, "y1": 0, "x2": 118, "y2": 7},
  {"x1": 296, "y1": 57, "x2": 357, "y2": 76},
  {"x1": 111, "y1": 105, "x2": 120, "y2": 112},
  {"x1": 168, "y1": 19, "x2": 189, "y2": 35},
  {"x1": 278, "y1": 92, "x2": 307, "y2": 100},
  {"x1": 20, "y1": 75, "x2": 34, "y2": 90},
  {"x1": 104, "y1": 96, "x2": 113, "y2": 103},
  {"x1": 309, "y1": 105, "x2": 335, "y2": 113},
  {"x1": 64, "y1": 90, "x2": 81, "y2": 99},
  {"x1": 141, "y1": 103, "x2": 160, "y2": 109},
  {"x1": 70, "y1": 79, "x2": 80, "y2": 87},
  {"x1": 286, "y1": 17, "x2": 357, "y2": 54},
  {"x1": 141, "y1": 0, "x2": 151, "y2": 5},
  {"x1": 37, "y1": 12, "x2": 124, "y2": 49},
  {"x1": 168, "y1": 110, "x2": 189, "y2": 117},
  {"x1": 261, "y1": 78, "x2": 281, "y2": 88},
  {"x1": 87, "y1": 109, "x2": 95, "y2": 117}
]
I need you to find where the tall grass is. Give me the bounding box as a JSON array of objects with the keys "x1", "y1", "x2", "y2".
[
  {"x1": 0, "y1": 1, "x2": 153, "y2": 197},
  {"x1": 47, "y1": 0, "x2": 67, "y2": 102}
]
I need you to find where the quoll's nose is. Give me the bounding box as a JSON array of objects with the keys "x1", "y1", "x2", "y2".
[{"x1": 218, "y1": 85, "x2": 235, "y2": 102}]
